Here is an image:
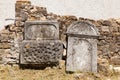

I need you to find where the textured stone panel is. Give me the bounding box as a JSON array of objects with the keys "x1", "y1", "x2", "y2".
[
  {"x1": 20, "y1": 40, "x2": 63, "y2": 65},
  {"x1": 24, "y1": 21, "x2": 59, "y2": 40}
]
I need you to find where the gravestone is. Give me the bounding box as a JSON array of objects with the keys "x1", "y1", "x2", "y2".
[
  {"x1": 66, "y1": 21, "x2": 99, "y2": 72},
  {"x1": 20, "y1": 21, "x2": 63, "y2": 66}
]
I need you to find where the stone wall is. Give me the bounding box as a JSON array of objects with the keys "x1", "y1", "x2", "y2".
[
  {"x1": 78, "y1": 18, "x2": 120, "y2": 61},
  {"x1": 0, "y1": 0, "x2": 120, "y2": 65}
]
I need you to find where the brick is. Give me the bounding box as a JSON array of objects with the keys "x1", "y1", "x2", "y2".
[{"x1": 0, "y1": 43, "x2": 11, "y2": 49}]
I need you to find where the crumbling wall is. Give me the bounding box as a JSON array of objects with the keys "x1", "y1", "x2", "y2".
[
  {"x1": 78, "y1": 18, "x2": 120, "y2": 62},
  {"x1": 0, "y1": 0, "x2": 120, "y2": 65}
]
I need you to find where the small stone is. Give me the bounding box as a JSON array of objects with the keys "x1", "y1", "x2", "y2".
[
  {"x1": 113, "y1": 66, "x2": 120, "y2": 73},
  {"x1": 0, "y1": 43, "x2": 11, "y2": 49},
  {"x1": 28, "y1": 16, "x2": 36, "y2": 20},
  {"x1": 40, "y1": 16, "x2": 46, "y2": 21},
  {"x1": 102, "y1": 20, "x2": 112, "y2": 26},
  {"x1": 101, "y1": 26, "x2": 110, "y2": 32},
  {"x1": 110, "y1": 56, "x2": 120, "y2": 65},
  {"x1": 58, "y1": 60, "x2": 65, "y2": 69},
  {"x1": 74, "y1": 73, "x2": 85, "y2": 80},
  {"x1": 15, "y1": 21, "x2": 24, "y2": 27}
]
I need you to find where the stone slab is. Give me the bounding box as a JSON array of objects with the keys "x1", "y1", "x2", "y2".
[
  {"x1": 66, "y1": 21, "x2": 99, "y2": 72},
  {"x1": 24, "y1": 21, "x2": 59, "y2": 40},
  {"x1": 66, "y1": 37, "x2": 97, "y2": 72}
]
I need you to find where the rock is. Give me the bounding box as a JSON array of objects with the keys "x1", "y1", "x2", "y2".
[
  {"x1": 20, "y1": 11, "x2": 28, "y2": 21},
  {"x1": 74, "y1": 73, "x2": 85, "y2": 79},
  {"x1": 113, "y1": 66, "x2": 120, "y2": 73},
  {"x1": 58, "y1": 60, "x2": 65, "y2": 69},
  {"x1": 63, "y1": 49, "x2": 66, "y2": 56},
  {"x1": 30, "y1": 7, "x2": 37, "y2": 13},
  {"x1": 28, "y1": 16, "x2": 36, "y2": 20},
  {"x1": 0, "y1": 43, "x2": 11, "y2": 49},
  {"x1": 102, "y1": 20, "x2": 112, "y2": 26},
  {"x1": 40, "y1": 16, "x2": 46, "y2": 21},
  {"x1": 110, "y1": 56, "x2": 120, "y2": 65},
  {"x1": 15, "y1": 21, "x2": 25, "y2": 27},
  {"x1": 115, "y1": 18, "x2": 120, "y2": 23},
  {"x1": 101, "y1": 26, "x2": 110, "y2": 32},
  {"x1": 97, "y1": 58, "x2": 114, "y2": 76}
]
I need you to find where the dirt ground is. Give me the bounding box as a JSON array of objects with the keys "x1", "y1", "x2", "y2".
[{"x1": 0, "y1": 64, "x2": 120, "y2": 80}]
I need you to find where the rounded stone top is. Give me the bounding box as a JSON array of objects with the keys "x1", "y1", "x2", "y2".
[{"x1": 67, "y1": 21, "x2": 99, "y2": 36}]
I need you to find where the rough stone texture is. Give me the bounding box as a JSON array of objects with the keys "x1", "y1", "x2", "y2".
[
  {"x1": 0, "y1": 29, "x2": 14, "y2": 64},
  {"x1": 20, "y1": 40, "x2": 63, "y2": 65},
  {"x1": 78, "y1": 18, "x2": 120, "y2": 65},
  {"x1": 66, "y1": 21, "x2": 99, "y2": 72},
  {"x1": 24, "y1": 21, "x2": 59, "y2": 40}
]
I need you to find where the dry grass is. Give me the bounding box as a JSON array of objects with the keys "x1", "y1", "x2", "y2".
[{"x1": 0, "y1": 64, "x2": 120, "y2": 80}]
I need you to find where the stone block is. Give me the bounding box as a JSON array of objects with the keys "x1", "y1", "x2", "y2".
[
  {"x1": 0, "y1": 43, "x2": 11, "y2": 49},
  {"x1": 0, "y1": 49, "x2": 10, "y2": 54},
  {"x1": 24, "y1": 21, "x2": 59, "y2": 40},
  {"x1": 20, "y1": 40, "x2": 63, "y2": 66},
  {"x1": 111, "y1": 56, "x2": 120, "y2": 65},
  {"x1": 101, "y1": 26, "x2": 110, "y2": 32},
  {"x1": 0, "y1": 35, "x2": 10, "y2": 42}
]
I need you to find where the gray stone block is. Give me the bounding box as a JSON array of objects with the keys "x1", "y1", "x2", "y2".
[{"x1": 24, "y1": 21, "x2": 59, "y2": 40}]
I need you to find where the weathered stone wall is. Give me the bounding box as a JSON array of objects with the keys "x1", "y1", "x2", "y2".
[
  {"x1": 0, "y1": 0, "x2": 120, "y2": 65},
  {"x1": 0, "y1": 27, "x2": 19, "y2": 64},
  {"x1": 98, "y1": 19, "x2": 120, "y2": 60}
]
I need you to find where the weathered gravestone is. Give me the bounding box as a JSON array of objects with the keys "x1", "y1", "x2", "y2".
[
  {"x1": 66, "y1": 21, "x2": 99, "y2": 72},
  {"x1": 20, "y1": 21, "x2": 63, "y2": 66}
]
